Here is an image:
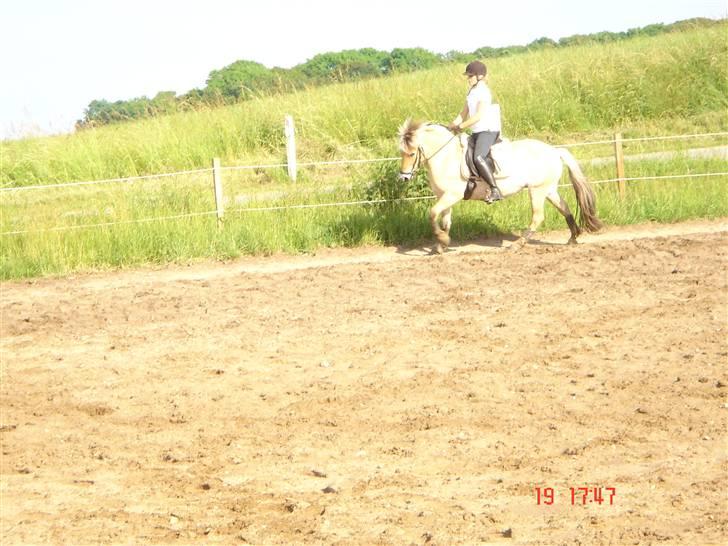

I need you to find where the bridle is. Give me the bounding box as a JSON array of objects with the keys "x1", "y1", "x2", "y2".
[
  {"x1": 399, "y1": 124, "x2": 457, "y2": 180},
  {"x1": 399, "y1": 146, "x2": 424, "y2": 179}
]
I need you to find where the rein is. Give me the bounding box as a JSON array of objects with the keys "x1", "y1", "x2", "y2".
[
  {"x1": 423, "y1": 125, "x2": 458, "y2": 161},
  {"x1": 400, "y1": 124, "x2": 457, "y2": 177}
]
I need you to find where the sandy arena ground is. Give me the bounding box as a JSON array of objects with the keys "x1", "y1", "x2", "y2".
[{"x1": 1, "y1": 219, "x2": 727, "y2": 545}]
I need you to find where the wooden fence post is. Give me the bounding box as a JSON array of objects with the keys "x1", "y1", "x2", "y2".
[
  {"x1": 212, "y1": 157, "x2": 224, "y2": 228},
  {"x1": 285, "y1": 115, "x2": 297, "y2": 182},
  {"x1": 614, "y1": 132, "x2": 626, "y2": 200}
]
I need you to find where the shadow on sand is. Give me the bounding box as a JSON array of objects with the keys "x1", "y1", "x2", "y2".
[{"x1": 394, "y1": 232, "x2": 569, "y2": 256}]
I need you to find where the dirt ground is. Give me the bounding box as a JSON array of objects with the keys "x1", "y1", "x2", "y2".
[{"x1": 1, "y1": 219, "x2": 727, "y2": 546}]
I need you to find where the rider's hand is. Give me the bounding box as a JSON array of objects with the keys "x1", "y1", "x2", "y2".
[{"x1": 448, "y1": 123, "x2": 461, "y2": 134}]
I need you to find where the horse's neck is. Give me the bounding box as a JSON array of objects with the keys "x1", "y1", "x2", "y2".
[
  {"x1": 422, "y1": 128, "x2": 459, "y2": 159},
  {"x1": 422, "y1": 128, "x2": 463, "y2": 183}
]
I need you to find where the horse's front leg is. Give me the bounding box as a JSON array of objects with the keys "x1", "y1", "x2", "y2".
[
  {"x1": 441, "y1": 207, "x2": 453, "y2": 239},
  {"x1": 430, "y1": 192, "x2": 462, "y2": 254}
]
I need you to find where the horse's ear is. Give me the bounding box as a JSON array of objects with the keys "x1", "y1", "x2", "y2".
[
  {"x1": 398, "y1": 118, "x2": 412, "y2": 137},
  {"x1": 398, "y1": 118, "x2": 414, "y2": 150}
]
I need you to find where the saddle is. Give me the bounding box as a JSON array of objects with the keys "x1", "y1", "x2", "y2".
[{"x1": 459, "y1": 134, "x2": 510, "y2": 182}]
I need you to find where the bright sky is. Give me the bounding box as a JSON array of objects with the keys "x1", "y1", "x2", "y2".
[{"x1": 1, "y1": 0, "x2": 725, "y2": 140}]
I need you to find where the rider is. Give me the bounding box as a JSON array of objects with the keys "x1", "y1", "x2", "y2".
[{"x1": 448, "y1": 60, "x2": 502, "y2": 203}]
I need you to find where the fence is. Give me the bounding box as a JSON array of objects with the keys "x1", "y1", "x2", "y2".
[{"x1": 1, "y1": 125, "x2": 727, "y2": 236}]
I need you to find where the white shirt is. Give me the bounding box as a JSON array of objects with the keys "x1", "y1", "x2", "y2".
[{"x1": 467, "y1": 82, "x2": 501, "y2": 133}]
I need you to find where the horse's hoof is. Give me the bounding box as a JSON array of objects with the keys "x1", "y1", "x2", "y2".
[
  {"x1": 436, "y1": 234, "x2": 450, "y2": 253},
  {"x1": 568, "y1": 237, "x2": 578, "y2": 245},
  {"x1": 509, "y1": 237, "x2": 527, "y2": 251}
]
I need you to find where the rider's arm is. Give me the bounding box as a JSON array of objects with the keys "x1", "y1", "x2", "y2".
[
  {"x1": 449, "y1": 103, "x2": 469, "y2": 131},
  {"x1": 457, "y1": 99, "x2": 486, "y2": 131}
]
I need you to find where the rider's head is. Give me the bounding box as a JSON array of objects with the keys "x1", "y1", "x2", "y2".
[{"x1": 464, "y1": 60, "x2": 487, "y2": 81}]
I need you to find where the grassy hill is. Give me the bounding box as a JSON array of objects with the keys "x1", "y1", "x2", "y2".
[
  {"x1": 2, "y1": 22, "x2": 726, "y2": 186},
  {"x1": 1, "y1": 22, "x2": 726, "y2": 279}
]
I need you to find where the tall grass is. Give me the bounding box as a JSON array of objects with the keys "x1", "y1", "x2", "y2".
[{"x1": 1, "y1": 24, "x2": 727, "y2": 279}]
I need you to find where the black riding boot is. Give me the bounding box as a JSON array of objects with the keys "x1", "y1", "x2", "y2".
[{"x1": 475, "y1": 156, "x2": 502, "y2": 203}]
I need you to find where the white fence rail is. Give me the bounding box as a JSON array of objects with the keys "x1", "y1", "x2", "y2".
[
  {"x1": 1, "y1": 127, "x2": 726, "y2": 236},
  {"x1": 0, "y1": 168, "x2": 213, "y2": 192}
]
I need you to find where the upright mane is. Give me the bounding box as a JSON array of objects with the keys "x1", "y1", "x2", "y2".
[{"x1": 398, "y1": 118, "x2": 426, "y2": 152}]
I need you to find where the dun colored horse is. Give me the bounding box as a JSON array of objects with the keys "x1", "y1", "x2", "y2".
[{"x1": 398, "y1": 120, "x2": 603, "y2": 253}]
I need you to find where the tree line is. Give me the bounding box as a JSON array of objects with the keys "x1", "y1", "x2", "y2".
[{"x1": 77, "y1": 18, "x2": 720, "y2": 129}]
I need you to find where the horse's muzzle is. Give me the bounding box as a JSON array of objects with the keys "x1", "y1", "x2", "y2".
[{"x1": 398, "y1": 171, "x2": 413, "y2": 181}]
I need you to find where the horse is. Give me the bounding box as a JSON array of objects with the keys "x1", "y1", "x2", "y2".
[{"x1": 398, "y1": 119, "x2": 603, "y2": 253}]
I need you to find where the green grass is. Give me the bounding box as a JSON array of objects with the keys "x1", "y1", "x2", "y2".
[
  {"x1": 2, "y1": 153, "x2": 726, "y2": 279},
  {"x1": 1, "y1": 23, "x2": 727, "y2": 279}
]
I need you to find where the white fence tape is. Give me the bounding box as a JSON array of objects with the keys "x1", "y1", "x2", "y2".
[
  {"x1": 557, "y1": 131, "x2": 728, "y2": 148},
  {"x1": 1, "y1": 131, "x2": 726, "y2": 236},
  {"x1": 3, "y1": 172, "x2": 725, "y2": 236},
  {"x1": 1, "y1": 211, "x2": 219, "y2": 236},
  {"x1": 3, "y1": 131, "x2": 726, "y2": 192},
  {"x1": 1, "y1": 168, "x2": 212, "y2": 192}
]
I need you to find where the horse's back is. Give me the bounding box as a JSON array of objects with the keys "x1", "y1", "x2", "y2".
[
  {"x1": 491, "y1": 138, "x2": 563, "y2": 186},
  {"x1": 500, "y1": 138, "x2": 554, "y2": 155},
  {"x1": 493, "y1": 138, "x2": 558, "y2": 172}
]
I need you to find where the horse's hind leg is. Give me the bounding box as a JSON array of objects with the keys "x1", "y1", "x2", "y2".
[
  {"x1": 546, "y1": 189, "x2": 580, "y2": 244},
  {"x1": 521, "y1": 187, "x2": 549, "y2": 242}
]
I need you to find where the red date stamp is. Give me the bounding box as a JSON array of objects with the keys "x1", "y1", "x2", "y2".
[{"x1": 535, "y1": 486, "x2": 616, "y2": 505}]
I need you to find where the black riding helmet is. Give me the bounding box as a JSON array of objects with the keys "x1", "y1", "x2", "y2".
[{"x1": 464, "y1": 60, "x2": 487, "y2": 77}]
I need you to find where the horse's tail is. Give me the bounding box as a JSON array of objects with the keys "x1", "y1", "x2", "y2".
[{"x1": 558, "y1": 148, "x2": 603, "y2": 233}]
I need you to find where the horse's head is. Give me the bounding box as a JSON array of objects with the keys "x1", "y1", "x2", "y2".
[
  {"x1": 398, "y1": 119, "x2": 457, "y2": 181},
  {"x1": 398, "y1": 118, "x2": 425, "y2": 181}
]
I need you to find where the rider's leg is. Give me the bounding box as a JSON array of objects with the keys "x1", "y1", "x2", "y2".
[
  {"x1": 463, "y1": 136, "x2": 478, "y2": 200},
  {"x1": 474, "y1": 155, "x2": 502, "y2": 203},
  {"x1": 473, "y1": 131, "x2": 502, "y2": 203}
]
